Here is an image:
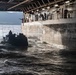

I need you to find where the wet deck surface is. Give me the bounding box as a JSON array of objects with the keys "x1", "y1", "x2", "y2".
[{"x1": 0, "y1": 38, "x2": 76, "y2": 75}]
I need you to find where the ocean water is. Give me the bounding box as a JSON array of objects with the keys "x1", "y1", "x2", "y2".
[
  {"x1": 0, "y1": 37, "x2": 76, "y2": 75},
  {"x1": 0, "y1": 25, "x2": 21, "y2": 41},
  {"x1": 0, "y1": 25, "x2": 76, "y2": 75}
]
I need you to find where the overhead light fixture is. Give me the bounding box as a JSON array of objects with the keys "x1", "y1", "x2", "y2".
[
  {"x1": 37, "y1": 9, "x2": 39, "y2": 12},
  {"x1": 42, "y1": 8, "x2": 45, "y2": 10},
  {"x1": 32, "y1": 11, "x2": 34, "y2": 12},
  {"x1": 54, "y1": 4, "x2": 58, "y2": 7},
  {"x1": 65, "y1": 1, "x2": 70, "y2": 4},
  {"x1": 51, "y1": 8, "x2": 56, "y2": 12},
  {"x1": 47, "y1": 6, "x2": 50, "y2": 9},
  {"x1": 67, "y1": 7, "x2": 72, "y2": 11}
]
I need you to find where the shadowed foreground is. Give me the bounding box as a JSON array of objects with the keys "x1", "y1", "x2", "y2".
[{"x1": 0, "y1": 37, "x2": 76, "y2": 75}]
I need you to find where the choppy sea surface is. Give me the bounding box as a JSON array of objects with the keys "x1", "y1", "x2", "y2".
[
  {"x1": 0, "y1": 25, "x2": 76, "y2": 75},
  {"x1": 0, "y1": 25, "x2": 21, "y2": 40},
  {"x1": 0, "y1": 37, "x2": 76, "y2": 75}
]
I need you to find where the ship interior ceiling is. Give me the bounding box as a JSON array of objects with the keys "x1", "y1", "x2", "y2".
[{"x1": 0, "y1": 0, "x2": 75, "y2": 11}]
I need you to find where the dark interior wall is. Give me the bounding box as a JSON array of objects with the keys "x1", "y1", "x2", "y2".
[
  {"x1": 46, "y1": 23, "x2": 76, "y2": 49},
  {"x1": 61, "y1": 23, "x2": 76, "y2": 49}
]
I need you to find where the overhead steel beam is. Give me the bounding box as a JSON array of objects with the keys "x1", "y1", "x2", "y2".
[
  {"x1": 41, "y1": 0, "x2": 45, "y2": 4},
  {"x1": 37, "y1": 1, "x2": 41, "y2": 6},
  {"x1": 0, "y1": 1, "x2": 16, "y2": 4},
  {"x1": 27, "y1": 5, "x2": 30, "y2": 9},
  {"x1": 26, "y1": 6, "x2": 29, "y2": 10},
  {"x1": 26, "y1": 0, "x2": 64, "y2": 12},
  {"x1": 20, "y1": 8, "x2": 25, "y2": 12},
  {"x1": 8, "y1": 0, "x2": 32, "y2": 10},
  {"x1": 31, "y1": 3, "x2": 35, "y2": 8},
  {"x1": 24, "y1": 7, "x2": 28, "y2": 11},
  {"x1": 47, "y1": 0, "x2": 50, "y2": 3},
  {"x1": 8, "y1": 0, "x2": 14, "y2": 3},
  {"x1": 28, "y1": 5, "x2": 32, "y2": 9},
  {"x1": 34, "y1": 2, "x2": 38, "y2": 7}
]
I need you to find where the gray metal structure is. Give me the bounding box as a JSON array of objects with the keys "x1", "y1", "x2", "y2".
[{"x1": 0, "y1": 0, "x2": 75, "y2": 11}]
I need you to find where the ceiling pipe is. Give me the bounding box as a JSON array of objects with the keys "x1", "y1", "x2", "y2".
[{"x1": 8, "y1": 0, "x2": 32, "y2": 10}]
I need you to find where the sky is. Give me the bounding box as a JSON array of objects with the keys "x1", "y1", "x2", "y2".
[{"x1": 0, "y1": 11, "x2": 23, "y2": 25}]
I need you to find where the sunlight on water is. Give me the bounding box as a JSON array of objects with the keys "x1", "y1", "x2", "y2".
[
  {"x1": 0, "y1": 25, "x2": 22, "y2": 44},
  {"x1": 0, "y1": 25, "x2": 21, "y2": 38}
]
